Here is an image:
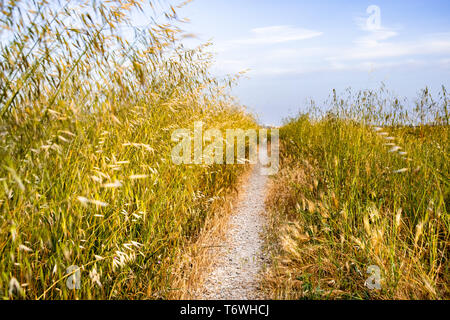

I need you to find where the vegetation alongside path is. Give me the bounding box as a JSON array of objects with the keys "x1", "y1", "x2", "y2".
[
  {"x1": 1, "y1": 0, "x2": 448, "y2": 301},
  {"x1": 263, "y1": 87, "x2": 449, "y2": 299},
  {"x1": 0, "y1": 0, "x2": 256, "y2": 299}
]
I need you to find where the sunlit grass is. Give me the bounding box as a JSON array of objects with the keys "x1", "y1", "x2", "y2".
[
  {"x1": 0, "y1": 0, "x2": 256, "y2": 299},
  {"x1": 264, "y1": 86, "x2": 449, "y2": 299}
]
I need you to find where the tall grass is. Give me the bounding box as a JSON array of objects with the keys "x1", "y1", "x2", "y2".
[
  {"x1": 264, "y1": 86, "x2": 449, "y2": 299},
  {"x1": 0, "y1": 0, "x2": 255, "y2": 299}
]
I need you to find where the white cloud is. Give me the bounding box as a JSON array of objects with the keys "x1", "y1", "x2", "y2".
[
  {"x1": 328, "y1": 34, "x2": 450, "y2": 63},
  {"x1": 318, "y1": 19, "x2": 450, "y2": 72},
  {"x1": 210, "y1": 15, "x2": 450, "y2": 77},
  {"x1": 211, "y1": 58, "x2": 249, "y2": 74},
  {"x1": 328, "y1": 18, "x2": 450, "y2": 63},
  {"x1": 230, "y1": 25, "x2": 323, "y2": 45},
  {"x1": 355, "y1": 28, "x2": 398, "y2": 47},
  {"x1": 328, "y1": 59, "x2": 424, "y2": 73}
]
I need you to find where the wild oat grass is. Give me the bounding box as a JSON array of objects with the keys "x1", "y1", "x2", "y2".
[
  {"x1": 264, "y1": 86, "x2": 449, "y2": 299},
  {"x1": 0, "y1": 0, "x2": 256, "y2": 299}
]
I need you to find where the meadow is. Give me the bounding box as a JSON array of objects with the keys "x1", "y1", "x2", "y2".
[
  {"x1": 264, "y1": 86, "x2": 449, "y2": 299},
  {"x1": 0, "y1": 0, "x2": 255, "y2": 299},
  {"x1": 1, "y1": 0, "x2": 448, "y2": 301}
]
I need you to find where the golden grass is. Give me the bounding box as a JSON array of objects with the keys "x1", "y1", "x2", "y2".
[
  {"x1": 263, "y1": 87, "x2": 449, "y2": 300},
  {"x1": 168, "y1": 166, "x2": 253, "y2": 299},
  {"x1": 0, "y1": 0, "x2": 257, "y2": 299}
]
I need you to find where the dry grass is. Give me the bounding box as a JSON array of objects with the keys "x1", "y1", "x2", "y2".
[
  {"x1": 168, "y1": 166, "x2": 253, "y2": 299},
  {"x1": 263, "y1": 87, "x2": 449, "y2": 300},
  {"x1": 0, "y1": 1, "x2": 257, "y2": 299}
]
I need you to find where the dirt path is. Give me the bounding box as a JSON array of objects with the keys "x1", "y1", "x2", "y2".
[{"x1": 199, "y1": 164, "x2": 268, "y2": 299}]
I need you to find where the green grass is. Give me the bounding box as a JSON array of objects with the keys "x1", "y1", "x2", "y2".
[
  {"x1": 264, "y1": 87, "x2": 449, "y2": 299},
  {"x1": 2, "y1": 0, "x2": 448, "y2": 301},
  {"x1": 0, "y1": 0, "x2": 256, "y2": 299}
]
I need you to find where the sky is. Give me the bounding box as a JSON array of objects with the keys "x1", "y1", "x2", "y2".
[{"x1": 172, "y1": 1, "x2": 450, "y2": 125}]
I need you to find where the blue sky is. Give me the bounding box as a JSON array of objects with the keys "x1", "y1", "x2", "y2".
[{"x1": 174, "y1": 1, "x2": 450, "y2": 125}]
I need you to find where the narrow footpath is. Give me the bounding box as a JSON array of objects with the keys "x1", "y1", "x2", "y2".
[{"x1": 199, "y1": 164, "x2": 268, "y2": 299}]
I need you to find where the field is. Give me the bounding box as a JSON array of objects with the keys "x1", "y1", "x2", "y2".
[
  {"x1": 0, "y1": 0, "x2": 448, "y2": 300},
  {"x1": 0, "y1": 0, "x2": 255, "y2": 299},
  {"x1": 264, "y1": 87, "x2": 449, "y2": 299}
]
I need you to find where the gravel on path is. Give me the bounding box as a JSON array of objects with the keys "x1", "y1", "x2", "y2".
[{"x1": 200, "y1": 164, "x2": 268, "y2": 300}]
